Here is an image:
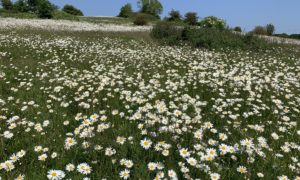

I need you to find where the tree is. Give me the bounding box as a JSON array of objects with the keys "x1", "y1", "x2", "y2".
[
  {"x1": 266, "y1": 24, "x2": 275, "y2": 36},
  {"x1": 168, "y1": 9, "x2": 181, "y2": 21},
  {"x1": 13, "y1": 0, "x2": 29, "y2": 12},
  {"x1": 62, "y1": 4, "x2": 83, "y2": 16},
  {"x1": 36, "y1": 0, "x2": 54, "y2": 18},
  {"x1": 138, "y1": 0, "x2": 163, "y2": 18},
  {"x1": 200, "y1": 16, "x2": 226, "y2": 30},
  {"x1": 234, "y1": 26, "x2": 242, "y2": 32},
  {"x1": 118, "y1": 3, "x2": 133, "y2": 18},
  {"x1": 184, "y1": 12, "x2": 198, "y2": 26},
  {"x1": 0, "y1": 0, "x2": 13, "y2": 10}
]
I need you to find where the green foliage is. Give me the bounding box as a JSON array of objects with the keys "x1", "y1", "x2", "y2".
[
  {"x1": 266, "y1": 23, "x2": 275, "y2": 36},
  {"x1": 150, "y1": 21, "x2": 182, "y2": 45},
  {"x1": 168, "y1": 9, "x2": 181, "y2": 21},
  {"x1": 0, "y1": 0, "x2": 13, "y2": 10},
  {"x1": 200, "y1": 16, "x2": 226, "y2": 30},
  {"x1": 62, "y1": 4, "x2": 83, "y2": 16},
  {"x1": 151, "y1": 22, "x2": 270, "y2": 50},
  {"x1": 52, "y1": 10, "x2": 79, "y2": 20},
  {"x1": 118, "y1": 3, "x2": 133, "y2": 18},
  {"x1": 138, "y1": 0, "x2": 163, "y2": 18},
  {"x1": 0, "y1": 9, "x2": 37, "y2": 18},
  {"x1": 184, "y1": 12, "x2": 198, "y2": 26},
  {"x1": 233, "y1": 26, "x2": 242, "y2": 32},
  {"x1": 13, "y1": 0, "x2": 29, "y2": 12},
  {"x1": 133, "y1": 13, "x2": 148, "y2": 26},
  {"x1": 252, "y1": 26, "x2": 268, "y2": 35},
  {"x1": 36, "y1": 0, "x2": 54, "y2": 18}
]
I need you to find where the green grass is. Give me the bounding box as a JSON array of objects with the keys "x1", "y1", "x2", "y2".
[{"x1": 0, "y1": 29, "x2": 299, "y2": 180}]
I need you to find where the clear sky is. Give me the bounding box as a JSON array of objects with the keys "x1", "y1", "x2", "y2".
[{"x1": 49, "y1": 0, "x2": 300, "y2": 34}]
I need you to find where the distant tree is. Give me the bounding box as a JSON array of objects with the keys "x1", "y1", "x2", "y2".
[
  {"x1": 252, "y1": 26, "x2": 268, "y2": 35},
  {"x1": 118, "y1": 3, "x2": 133, "y2": 18},
  {"x1": 234, "y1": 26, "x2": 242, "y2": 32},
  {"x1": 36, "y1": 0, "x2": 54, "y2": 18},
  {"x1": 0, "y1": 0, "x2": 13, "y2": 10},
  {"x1": 266, "y1": 24, "x2": 275, "y2": 36},
  {"x1": 200, "y1": 16, "x2": 226, "y2": 30},
  {"x1": 138, "y1": 0, "x2": 163, "y2": 18},
  {"x1": 13, "y1": 0, "x2": 29, "y2": 12},
  {"x1": 184, "y1": 12, "x2": 198, "y2": 26},
  {"x1": 62, "y1": 4, "x2": 83, "y2": 16},
  {"x1": 168, "y1": 9, "x2": 181, "y2": 21}
]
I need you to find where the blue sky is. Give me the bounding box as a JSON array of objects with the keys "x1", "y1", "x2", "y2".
[{"x1": 49, "y1": 0, "x2": 299, "y2": 34}]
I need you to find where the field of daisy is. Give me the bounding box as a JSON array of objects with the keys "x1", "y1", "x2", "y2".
[{"x1": 0, "y1": 23, "x2": 300, "y2": 180}]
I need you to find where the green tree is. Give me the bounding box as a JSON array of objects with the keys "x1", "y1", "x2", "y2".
[
  {"x1": 234, "y1": 26, "x2": 242, "y2": 32},
  {"x1": 36, "y1": 0, "x2": 54, "y2": 18},
  {"x1": 62, "y1": 4, "x2": 83, "y2": 16},
  {"x1": 13, "y1": 0, "x2": 29, "y2": 12},
  {"x1": 118, "y1": 3, "x2": 133, "y2": 18},
  {"x1": 168, "y1": 9, "x2": 181, "y2": 21},
  {"x1": 266, "y1": 24, "x2": 275, "y2": 36},
  {"x1": 138, "y1": 0, "x2": 163, "y2": 18},
  {"x1": 0, "y1": 0, "x2": 13, "y2": 10},
  {"x1": 184, "y1": 12, "x2": 198, "y2": 25}
]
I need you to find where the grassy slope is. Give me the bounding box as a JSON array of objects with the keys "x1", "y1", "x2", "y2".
[{"x1": 0, "y1": 29, "x2": 299, "y2": 179}]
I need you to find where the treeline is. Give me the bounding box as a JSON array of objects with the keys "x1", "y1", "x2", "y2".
[{"x1": 0, "y1": 0, "x2": 83, "y2": 18}]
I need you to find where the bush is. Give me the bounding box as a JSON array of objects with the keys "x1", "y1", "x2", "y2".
[
  {"x1": 1, "y1": 0, "x2": 13, "y2": 10},
  {"x1": 133, "y1": 13, "x2": 148, "y2": 26},
  {"x1": 266, "y1": 24, "x2": 275, "y2": 36},
  {"x1": 184, "y1": 12, "x2": 198, "y2": 25},
  {"x1": 62, "y1": 4, "x2": 83, "y2": 16},
  {"x1": 36, "y1": 0, "x2": 54, "y2": 18},
  {"x1": 151, "y1": 23, "x2": 270, "y2": 50},
  {"x1": 52, "y1": 10, "x2": 78, "y2": 20},
  {"x1": 200, "y1": 16, "x2": 226, "y2": 30},
  {"x1": 118, "y1": 3, "x2": 133, "y2": 18},
  {"x1": 233, "y1": 26, "x2": 242, "y2": 32},
  {"x1": 168, "y1": 9, "x2": 181, "y2": 21},
  {"x1": 252, "y1": 26, "x2": 268, "y2": 35},
  {"x1": 151, "y1": 21, "x2": 183, "y2": 45}
]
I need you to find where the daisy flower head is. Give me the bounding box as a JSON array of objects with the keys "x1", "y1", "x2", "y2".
[
  {"x1": 237, "y1": 166, "x2": 247, "y2": 174},
  {"x1": 120, "y1": 169, "x2": 130, "y2": 179},
  {"x1": 77, "y1": 163, "x2": 92, "y2": 175},
  {"x1": 47, "y1": 170, "x2": 65, "y2": 180},
  {"x1": 140, "y1": 138, "x2": 152, "y2": 150}
]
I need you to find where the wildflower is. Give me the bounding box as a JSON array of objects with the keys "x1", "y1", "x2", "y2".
[
  {"x1": 120, "y1": 169, "x2": 130, "y2": 179},
  {"x1": 77, "y1": 163, "x2": 92, "y2": 175},
  {"x1": 140, "y1": 138, "x2": 152, "y2": 149},
  {"x1": 237, "y1": 166, "x2": 247, "y2": 173}
]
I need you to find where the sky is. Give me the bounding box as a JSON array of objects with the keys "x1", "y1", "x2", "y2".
[{"x1": 49, "y1": 0, "x2": 300, "y2": 34}]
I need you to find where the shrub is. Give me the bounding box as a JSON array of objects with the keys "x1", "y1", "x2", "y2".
[
  {"x1": 168, "y1": 9, "x2": 181, "y2": 21},
  {"x1": 1, "y1": 0, "x2": 13, "y2": 10},
  {"x1": 52, "y1": 10, "x2": 79, "y2": 20},
  {"x1": 184, "y1": 12, "x2": 198, "y2": 25},
  {"x1": 133, "y1": 13, "x2": 148, "y2": 26},
  {"x1": 62, "y1": 4, "x2": 83, "y2": 16},
  {"x1": 151, "y1": 21, "x2": 183, "y2": 45},
  {"x1": 200, "y1": 16, "x2": 226, "y2": 30},
  {"x1": 151, "y1": 23, "x2": 270, "y2": 50},
  {"x1": 118, "y1": 3, "x2": 133, "y2": 18},
  {"x1": 233, "y1": 26, "x2": 242, "y2": 32},
  {"x1": 252, "y1": 26, "x2": 268, "y2": 35},
  {"x1": 36, "y1": 0, "x2": 54, "y2": 18},
  {"x1": 266, "y1": 24, "x2": 275, "y2": 36}
]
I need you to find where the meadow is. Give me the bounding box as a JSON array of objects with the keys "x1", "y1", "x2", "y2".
[{"x1": 0, "y1": 21, "x2": 300, "y2": 180}]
